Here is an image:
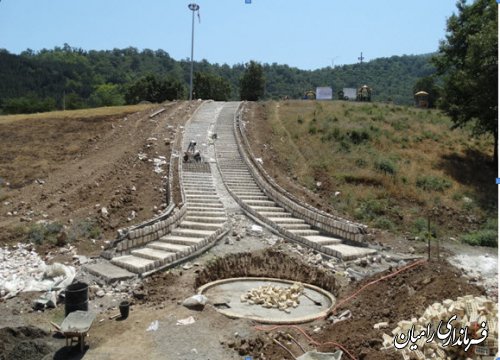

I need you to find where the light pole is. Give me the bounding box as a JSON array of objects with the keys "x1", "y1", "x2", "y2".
[{"x1": 188, "y1": 3, "x2": 199, "y2": 101}]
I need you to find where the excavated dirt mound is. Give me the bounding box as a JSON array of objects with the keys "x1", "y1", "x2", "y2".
[
  {"x1": 0, "y1": 326, "x2": 55, "y2": 360},
  {"x1": 195, "y1": 249, "x2": 338, "y2": 294}
]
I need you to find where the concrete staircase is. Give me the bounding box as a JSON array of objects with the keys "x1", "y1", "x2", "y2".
[
  {"x1": 215, "y1": 103, "x2": 376, "y2": 261},
  {"x1": 109, "y1": 103, "x2": 228, "y2": 275}
]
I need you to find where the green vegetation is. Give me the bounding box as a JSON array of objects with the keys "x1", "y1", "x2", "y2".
[
  {"x1": 416, "y1": 176, "x2": 451, "y2": 192},
  {"x1": 253, "y1": 100, "x2": 495, "y2": 241},
  {"x1": 0, "y1": 46, "x2": 436, "y2": 114},
  {"x1": 125, "y1": 74, "x2": 185, "y2": 104},
  {"x1": 193, "y1": 72, "x2": 231, "y2": 101},
  {"x1": 461, "y1": 219, "x2": 497, "y2": 247},
  {"x1": 433, "y1": 0, "x2": 497, "y2": 161},
  {"x1": 240, "y1": 61, "x2": 266, "y2": 101},
  {"x1": 68, "y1": 219, "x2": 101, "y2": 242},
  {"x1": 26, "y1": 222, "x2": 63, "y2": 245}
]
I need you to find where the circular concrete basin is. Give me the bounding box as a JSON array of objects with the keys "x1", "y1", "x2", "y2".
[{"x1": 198, "y1": 277, "x2": 335, "y2": 324}]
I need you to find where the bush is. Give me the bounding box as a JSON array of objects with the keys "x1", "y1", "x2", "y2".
[
  {"x1": 348, "y1": 129, "x2": 370, "y2": 144},
  {"x1": 462, "y1": 230, "x2": 497, "y2": 247},
  {"x1": 68, "y1": 219, "x2": 101, "y2": 241},
  {"x1": 374, "y1": 217, "x2": 395, "y2": 230},
  {"x1": 374, "y1": 158, "x2": 397, "y2": 175},
  {"x1": 416, "y1": 176, "x2": 451, "y2": 192},
  {"x1": 27, "y1": 222, "x2": 63, "y2": 245},
  {"x1": 461, "y1": 219, "x2": 497, "y2": 247}
]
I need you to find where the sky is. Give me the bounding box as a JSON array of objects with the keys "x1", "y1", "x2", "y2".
[{"x1": 0, "y1": 0, "x2": 460, "y2": 70}]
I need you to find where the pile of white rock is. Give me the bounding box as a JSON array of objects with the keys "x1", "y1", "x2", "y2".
[
  {"x1": 381, "y1": 295, "x2": 498, "y2": 359},
  {"x1": 240, "y1": 282, "x2": 304, "y2": 313},
  {"x1": 0, "y1": 243, "x2": 75, "y2": 299}
]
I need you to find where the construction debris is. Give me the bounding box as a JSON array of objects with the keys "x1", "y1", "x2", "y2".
[{"x1": 240, "y1": 282, "x2": 304, "y2": 313}]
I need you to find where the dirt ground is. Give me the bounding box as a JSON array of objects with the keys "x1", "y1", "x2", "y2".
[
  {"x1": 0, "y1": 101, "x2": 497, "y2": 360},
  {"x1": 0, "y1": 101, "x2": 199, "y2": 256},
  {"x1": 0, "y1": 237, "x2": 488, "y2": 360}
]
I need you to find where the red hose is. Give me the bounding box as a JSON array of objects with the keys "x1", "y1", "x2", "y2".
[{"x1": 255, "y1": 259, "x2": 428, "y2": 360}]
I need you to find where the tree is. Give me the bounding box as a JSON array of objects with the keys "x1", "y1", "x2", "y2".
[
  {"x1": 432, "y1": 0, "x2": 498, "y2": 162},
  {"x1": 125, "y1": 74, "x2": 185, "y2": 104},
  {"x1": 412, "y1": 76, "x2": 440, "y2": 108},
  {"x1": 239, "y1": 61, "x2": 265, "y2": 101},
  {"x1": 193, "y1": 72, "x2": 231, "y2": 101},
  {"x1": 89, "y1": 83, "x2": 124, "y2": 107}
]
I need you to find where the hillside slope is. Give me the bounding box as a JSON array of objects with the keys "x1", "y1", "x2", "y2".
[{"x1": 245, "y1": 100, "x2": 496, "y2": 245}]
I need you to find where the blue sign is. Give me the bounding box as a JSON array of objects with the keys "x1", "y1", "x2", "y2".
[
  {"x1": 496, "y1": 178, "x2": 500, "y2": 184},
  {"x1": 245, "y1": 0, "x2": 251, "y2": 3}
]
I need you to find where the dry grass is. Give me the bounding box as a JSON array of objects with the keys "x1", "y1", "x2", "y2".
[
  {"x1": 0, "y1": 104, "x2": 156, "y2": 187},
  {"x1": 0, "y1": 104, "x2": 155, "y2": 124},
  {"x1": 250, "y1": 100, "x2": 496, "y2": 239}
]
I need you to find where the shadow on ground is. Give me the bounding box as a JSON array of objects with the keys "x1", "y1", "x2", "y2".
[{"x1": 438, "y1": 149, "x2": 497, "y2": 213}]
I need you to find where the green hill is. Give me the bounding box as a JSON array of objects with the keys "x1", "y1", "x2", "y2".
[{"x1": 0, "y1": 45, "x2": 435, "y2": 113}]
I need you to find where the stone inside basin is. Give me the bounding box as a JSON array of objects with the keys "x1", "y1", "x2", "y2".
[{"x1": 198, "y1": 277, "x2": 335, "y2": 324}]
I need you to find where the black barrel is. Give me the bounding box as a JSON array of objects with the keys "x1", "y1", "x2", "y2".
[
  {"x1": 65, "y1": 282, "x2": 88, "y2": 316},
  {"x1": 119, "y1": 301, "x2": 130, "y2": 319}
]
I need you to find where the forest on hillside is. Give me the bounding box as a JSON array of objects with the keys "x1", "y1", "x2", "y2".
[{"x1": 0, "y1": 44, "x2": 435, "y2": 113}]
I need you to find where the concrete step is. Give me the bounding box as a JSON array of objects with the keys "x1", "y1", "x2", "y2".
[
  {"x1": 323, "y1": 244, "x2": 377, "y2": 261},
  {"x1": 111, "y1": 255, "x2": 156, "y2": 274},
  {"x1": 252, "y1": 206, "x2": 285, "y2": 213},
  {"x1": 186, "y1": 206, "x2": 226, "y2": 213},
  {"x1": 148, "y1": 242, "x2": 191, "y2": 254},
  {"x1": 185, "y1": 216, "x2": 227, "y2": 223},
  {"x1": 185, "y1": 197, "x2": 222, "y2": 204},
  {"x1": 180, "y1": 221, "x2": 223, "y2": 231},
  {"x1": 184, "y1": 190, "x2": 217, "y2": 195},
  {"x1": 244, "y1": 199, "x2": 275, "y2": 207},
  {"x1": 160, "y1": 235, "x2": 206, "y2": 247},
  {"x1": 186, "y1": 202, "x2": 223, "y2": 208},
  {"x1": 269, "y1": 217, "x2": 305, "y2": 224},
  {"x1": 304, "y1": 235, "x2": 342, "y2": 246},
  {"x1": 237, "y1": 195, "x2": 268, "y2": 200},
  {"x1": 279, "y1": 223, "x2": 311, "y2": 230},
  {"x1": 259, "y1": 211, "x2": 292, "y2": 218},
  {"x1": 288, "y1": 229, "x2": 320, "y2": 236},
  {"x1": 131, "y1": 248, "x2": 177, "y2": 263},
  {"x1": 171, "y1": 228, "x2": 216, "y2": 238},
  {"x1": 186, "y1": 210, "x2": 226, "y2": 217}
]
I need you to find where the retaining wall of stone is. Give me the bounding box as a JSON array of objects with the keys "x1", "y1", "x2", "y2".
[
  {"x1": 102, "y1": 103, "x2": 203, "y2": 259},
  {"x1": 233, "y1": 103, "x2": 368, "y2": 244}
]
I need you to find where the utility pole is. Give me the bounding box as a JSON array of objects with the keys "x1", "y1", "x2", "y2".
[
  {"x1": 358, "y1": 52, "x2": 364, "y2": 64},
  {"x1": 188, "y1": 3, "x2": 200, "y2": 101}
]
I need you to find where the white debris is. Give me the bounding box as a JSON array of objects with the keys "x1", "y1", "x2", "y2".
[
  {"x1": 146, "y1": 320, "x2": 159, "y2": 331},
  {"x1": 255, "y1": 158, "x2": 263, "y2": 165},
  {"x1": 176, "y1": 316, "x2": 196, "y2": 326},
  {"x1": 137, "y1": 153, "x2": 148, "y2": 161},
  {"x1": 247, "y1": 224, "x2": 263, "y2": 236},
  {"x1": 101, "y1": 207, "x2": 109, "y2": 217},
  {"x1": 0, "y1": 244, "x2": 75, "y2": 299},
  {"x1": 153, "y1": 158, "x2": 167, "y2": 174},
  {"x1": 127, "y1": 211, "x2": 137, "y2": 222}
]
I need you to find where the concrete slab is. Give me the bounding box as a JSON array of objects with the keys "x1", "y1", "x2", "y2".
[
  {"x1": 324, "y1": 244, "x2": 377, "y2": 260},
  {"x1": 304, "y1": 235, "x2": 342, "y2": 246},
  {"x1": 111, "y1": 255, "x2": 156, "y2": 274},
  {"x1": 84, "y1": 262, "x2": 136, "y2": 283}
]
